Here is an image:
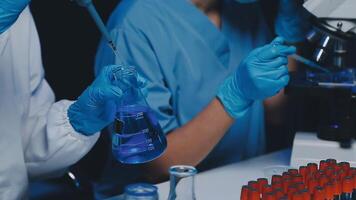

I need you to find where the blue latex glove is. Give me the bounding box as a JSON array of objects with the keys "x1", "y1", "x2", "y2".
[
  {"x1": 0, "y1": 0, "x2": 30, "y2": 33},
  {"x1": 217, "y1": 37, "x2": 296, "y2": 118},
  {"x1": 275, "y1": 0, "x2": 311, "y2": 43},
  {"x1": 68, "y1": 65, "x2": 143, "y2": 136}
]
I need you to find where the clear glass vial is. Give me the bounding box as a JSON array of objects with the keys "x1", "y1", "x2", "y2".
[{"x1": 168, "y1": 165, "x2": 197, "y2": 200}]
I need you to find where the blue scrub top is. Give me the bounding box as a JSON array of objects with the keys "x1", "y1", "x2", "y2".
[{"x1": 95, "y1": 0, "x2": 273, "y2": 197}]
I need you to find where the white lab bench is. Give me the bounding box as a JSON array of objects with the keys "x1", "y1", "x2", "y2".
[{"x1": 106, "y1": 149, "x2": 291, "y2": 200}]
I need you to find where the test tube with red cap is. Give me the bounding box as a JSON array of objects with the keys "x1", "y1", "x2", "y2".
[
  {"x1": 332, "y1": 179, "x2": 342, "y2": 200},
  {"x1": 241, "y1": 185, "x2": 250, "y2": 200},
  {"x1": 320, "y1": 160, "x2": 328, "y2": 171},
  {"x1": 249, "y1": 181, "x2": 259, "y2": 192},
  {"x1": 272, "y1": 175, "x2": 283, "y2": 185},
  {"x1": 325, "y1": 182, "x2": 334, "y2": 200},
  {"x1": 299, "y1": 166, "x2": 308, "y2": 181},
  {"x1": 248, "y1": 189, "x2": 260, "y2": 200},
  {"x1": 308, "y1": 163, "x2": 318, "y2": 174},
  {"x1": 314, "y1": 186, "x2": 326, "y2": 200},
  {"x1": 341, "y1": 176, "x2": 353, "y2": 200},
  {"x1": 258, "y1": 178, "x2": 269, "y2": 192},
  {"x1": 339, "y1": 162, "x2": 350, "y2": 173},
  {"x1": 262, "y1": 185, "x2": 273, "y2": 195}
]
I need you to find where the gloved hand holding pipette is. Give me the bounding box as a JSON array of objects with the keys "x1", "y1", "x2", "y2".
[
  {"x1": 0, "y1": 0, "x2": 30, "y2": 33},
  {"x1": 217, "y1": 37, "x2": 296, "y2": 118}
]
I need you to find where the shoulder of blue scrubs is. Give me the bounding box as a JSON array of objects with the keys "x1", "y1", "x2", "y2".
[{"x1": 95, "y1": 0, "x2": 179, "y2": 134}]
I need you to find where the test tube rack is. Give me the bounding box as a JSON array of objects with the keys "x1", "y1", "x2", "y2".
[{"x1": 241, "y1": 159, "x2": 356, "y2": 200}]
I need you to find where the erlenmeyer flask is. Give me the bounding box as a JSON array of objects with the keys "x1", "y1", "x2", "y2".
[
  {"x1": 168, "y1": 165, "x2": 197, "y2": 200},
  {"x1": 111, "y1": 65, "x2": 167, "y2": 164}
]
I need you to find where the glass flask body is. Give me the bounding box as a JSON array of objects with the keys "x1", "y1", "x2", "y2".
[
  {"x1": 168, "y1": 165, "x2": 197, "y2": 200},
  {"x1": 124, "y1": 183, "x2": 159, "y2": 200},
  {"x1": 111, "y1": 66, "x2": 167, "y2": 164}
]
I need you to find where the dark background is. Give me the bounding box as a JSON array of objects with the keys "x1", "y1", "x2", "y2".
[{"x1": 30, "y1": 0, "x2": 120, "y2": 101}]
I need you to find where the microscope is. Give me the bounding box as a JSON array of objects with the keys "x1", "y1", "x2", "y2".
[{"x1": 289, "y1": 0, "x2": 356, "y2": 167}]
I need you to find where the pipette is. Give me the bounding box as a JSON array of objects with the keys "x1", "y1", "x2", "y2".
[
  {"x1": 75, "y1": 0, "x2": 123, "y2": 64},
  {"x1": 290, "y1": 54, "x2": 331, "y2": 74}
]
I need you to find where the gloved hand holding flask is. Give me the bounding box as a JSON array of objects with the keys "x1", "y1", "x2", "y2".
[
  {"x1": 217, "y1": 37, "x2": 296, "y2": 118},
  {"x1": 68, "y1": 65, "x2": 126, "y2": 136}
]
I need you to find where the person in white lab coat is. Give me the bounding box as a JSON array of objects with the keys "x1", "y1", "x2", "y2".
[{"x1": 0, "y1": 1, "x2": 128, "y2": 199}]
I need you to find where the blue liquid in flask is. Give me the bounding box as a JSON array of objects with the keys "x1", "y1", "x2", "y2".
[
  {"x1": 111, "y1": 65, "x2": 167, "y2": 164},
  {"x1": 112, "y1": 105, "x2": 167, "y2": 164}
]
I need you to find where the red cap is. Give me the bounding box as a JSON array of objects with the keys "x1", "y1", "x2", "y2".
[
  {"x1": 320, "y1": 160, "x2": 328, "y2": 171},
  {"x1": 334, "y1": 164, "x2": 341, "y2": 172},
  {"x1": 307, "y1": 163, "x2": 318, "y2": 173},
  {"x1": 262, "y1": 185, "x2": 273, "y2": 194},
  {"x1": 307, "y1": 179, "x2": 318, "y2": 194},
  {"x1": 338, "y1": 170, "x2": 347, "y2": 181},
  {"x1": 287, "y1": 186, "x2": 298, "y2": 200},
  {"x1": 313, "y1": 170, "x2": 325, "y2": 180},
  {"x1": 282, "y1": 179, "x2": 292, "y2": 193},
  {"x1": 349, "y1": 167, "x2": 356, "y2": 176},
  {"x1": 319, "y1": 175, "x2": 329, "y2": 187},
  {"x1": 241, "y1": 185, "x2": 250, "y2": 200},
  {"x1": 272, "y1": 182, "x2": 283, "y2": 191},
  {"x1": 258, "y1": 178, "x2": 269, "y2": 192},
  {"x1": 326, "y1": 159, "x2": 337, "y2": 165},
  {"x1": 249, "y1": 181, "x2": 259, "y2": 191},
  {"x1": 299, "y1": 166, "x2": 308, "y2": 179},
  {"x1": 293, "y1": 182, "x2": 306, "y2": 191},
  {"x1": 313, "y1": 186, "x2": 325, "y2": 200},
  {"x1": 342, "y1": 176, "x2": 353, "y2": 193},
  {"x1": 289, "y1": 169, "x2": 299, "y2": 175},
  {"x1": 272, "y1": 175, "x2": 283, "y2": 184},
  {"x1": 302, "y1": 190, "x2": 311, "y2": 200},
  {"x1": 248, "y1": 189, "x2": 260, "y2": 200},
  {"x1": 273, "y1": 189, "x2": 284, "y2": 200},
  {"x1": 292, "y1": 192, "x2": 304, "y2": 200},
  {"x1": 325, "y1": 167, "x2": 335, "y2": 177},
  {"x1": 283, "y1": 172, "x2": 291, "y2": 180},
  {"x1": 339, "y1": 162, "x2": 351, "y2": 173},
  {"x1": 262, "y1": 192, "x2": 275, "y2": 200},
  {"x1": 293, "y1": 175, "x2": 304, "y2": 183},
  {"x1": 304, "y1": 173, "x2": 313, "y2": 185},
  {"x1": 331, "y1": 173, "x2": 339, "y2": 181},
  {"x1": 331, "y1": 179, "x2": 342, "y2": 196},
  {"x1": 325, "y1": 183, "x2": 334, "y2": 200}
]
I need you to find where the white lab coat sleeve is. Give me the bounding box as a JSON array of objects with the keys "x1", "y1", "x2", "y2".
[
  {"x1": 0, "y1": 29, "x2": 28, "y2": 200},
  {"x1": 13, "y1": 8, "x2": 100, "y2": 179}
]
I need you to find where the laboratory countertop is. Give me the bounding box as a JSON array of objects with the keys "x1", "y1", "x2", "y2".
[{"x1": 106, "y1": 149, "x2": 291, "y2": 200}]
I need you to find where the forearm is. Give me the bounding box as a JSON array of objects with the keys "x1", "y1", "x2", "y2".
[{"x1": 144, "y1": 98, "x2": 234, "y2": 182}]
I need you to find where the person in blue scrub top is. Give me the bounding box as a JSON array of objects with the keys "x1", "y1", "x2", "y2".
[{"x1": 94, "y1": 0, "x2": 309, "y2": 197}]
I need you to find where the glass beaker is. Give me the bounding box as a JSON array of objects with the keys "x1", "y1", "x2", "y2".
[
  {"x1": 124, "y1": 183, "x2": 159, "y2": 200},
  {"x1": 111, "y1": 65, "x2": 167, "y2": 164},
  {"x1": 168, "y1": 165, "x2": 197, "y2": 200}
]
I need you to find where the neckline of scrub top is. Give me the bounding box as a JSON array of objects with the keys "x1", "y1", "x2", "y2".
[{"x1": 162, "y1": 0, "x2": 231, "y2": 67}]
